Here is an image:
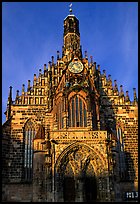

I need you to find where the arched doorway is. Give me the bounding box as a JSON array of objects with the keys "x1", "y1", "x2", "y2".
[
  {"x1": 83, "y1": 176, "x2": 97, "y2": 202},
  {"x1": 82, "y1": 160, "x2": 97, "y2": 202},
  {"x1": 62, "y1": 162, "x2": 75, "y2": 202},
  {"x1": 55, "y1": 142, "x2": 108, "y2": 202},
  {"x1": 63, "y1": 177, "x2": 75, "y2": 202}
]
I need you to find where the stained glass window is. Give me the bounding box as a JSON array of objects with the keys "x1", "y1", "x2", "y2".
[
  {"x1": 68, "y1": 95, "x2": 87, "y2": 127},
  {"x1": 117, "y1": 127, "x2": 126, "y2": 179},
  {"x1": 24, "y1": 120, "x2": 35, "y2": 181},
  {"x1": 72, "y1": 98, "x2": 75, "y2": 127}
]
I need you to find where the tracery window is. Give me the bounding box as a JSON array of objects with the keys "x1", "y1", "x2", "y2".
[
  {"x1": 68, "y1": 95, "x2": 87, "y2": 127},
  {"x1": 117, "y1": 127, "x2": 126, "y2": 179},
  {"x1": 24, "y1": 120, "x2": 36, "y2": 181},
  {"x1": 58, "y1": 100, "x2": 64, "y2": 130}
]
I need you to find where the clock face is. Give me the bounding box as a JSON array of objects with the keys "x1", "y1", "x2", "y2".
[{"x1": 68, "y1": 61, "x2": 83, "y2": 73}]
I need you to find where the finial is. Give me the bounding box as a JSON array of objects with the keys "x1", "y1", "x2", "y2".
[
  {"x1": 22, "y1": 84, "x2": 25, "y2": 93},
  {"x1": 28, "y1": 80, "x2": 30, "y2": 91},
  {"x1": 39, "y1": 69, "x2": 42, "y2": 75},
  {"x1": 48, "y1": 61, "x2": 51, "y2": 71},
  {"x1": 114, "y1": 80, "x2": 118, "y2": 92},
  {"x1": 8, "y1": 86, "x2": 12, "y2": 101},
  {"x1": 52, "y1": 56, "x2": 54, "y2": 64},
  {"x1": 108, "y1": 74, "x2": 111, "y2": 81},
  {"x1": 9, "y1": 86, "x2": 13, "y2": 97},
  {"x1": 34, "y1": 74, "x2": 37, "y2": 80},
  {"x1": 69, "y1": 3, "x2": 72, "y2": 14},
  {"x1": 90, "y1": 56, "x2": 93, "y2": 64},
  {"x1": 103, "y1": 70, "x2": 106, "y2": 76},
  {"x1": 125, "y1": 91, "x2": 130, "y2": 102},
  {"x1": 133, "y1": 88, "x2": 138, "y2": 102},
  {"x1": 57, "y1": 51, "x2": 60, "y2": 60},
  {"x1": 44, "y1": 64, "x2": 47, "y2": 70},
  {"x1": 16, "y1": 90, "x2": 19, "y2": 97},
  {"x1": 114, "y1": 80, "x2": 118, "y2": 88},
  {"x1": 85, "y1": 50, "x2": 88, "y2": 59},
  {"x1": 119, "y1": 85, "x2": 124, "y2": 96},
  {"x1": 7, "y1": 86, "x2": 12, "y2": 119},
  {"x1": 97, "y1": 65, "x2": 100, "y2": 71}
]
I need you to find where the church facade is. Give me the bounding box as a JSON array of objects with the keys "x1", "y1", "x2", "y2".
[{"x1": 2, "y1": 8, "x2": 138, "y2": 202}]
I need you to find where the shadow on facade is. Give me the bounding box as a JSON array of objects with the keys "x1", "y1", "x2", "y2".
[
  {"x1": 2, "y1": 118, "x2": 33, "y2": 202},
  {"x1": 2, "y1": 117, "x2": 11, "y2": 201},
  {"x1": 62, "y1": 175, "x2": 97, "y2": 202},
  {"x1": 2, "y1": 74, "x2": 137, "y2": 202},
  {"x1": 2, "y1": 117, "x2": 12, "y2": 184}
]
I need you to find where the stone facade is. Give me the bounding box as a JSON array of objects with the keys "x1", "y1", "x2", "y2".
[{"x1": 2, "y1": 8, "x2": 138, "y2": 202}]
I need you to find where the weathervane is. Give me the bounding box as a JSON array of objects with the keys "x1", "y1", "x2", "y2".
[{"x1": 69, "y1": 3, "x2": 72, "y2": 14}]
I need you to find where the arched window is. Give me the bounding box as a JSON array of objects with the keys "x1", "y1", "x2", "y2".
[
  {"x1": 24, "y1": 120, "x2": 36, "y2": 181},
  {"x1": 117, "y1": 127, "x2": 126, "y2": 179},
  {"x1": 68, "y1": 95, "x2": 87, "y2": 127}
]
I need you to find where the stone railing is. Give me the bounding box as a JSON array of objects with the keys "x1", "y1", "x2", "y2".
[{"x1": 51, "y1": 130, "x2": 107, "y2": 142}]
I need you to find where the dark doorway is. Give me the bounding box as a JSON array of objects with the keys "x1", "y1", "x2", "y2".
[
  {"x1": 63, "y1": 177, "x2": 75, "y2": 202},
  {"x1": 84, "y1": 176, "x2": 97, "y2": 202}
]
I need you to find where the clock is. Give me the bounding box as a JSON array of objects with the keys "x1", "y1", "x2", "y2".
[{"x1": 68, "y1": 61, "x2": 83, "y2": 73}]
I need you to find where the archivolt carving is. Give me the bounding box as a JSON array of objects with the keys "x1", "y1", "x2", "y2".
[{"x1": 55, "y1": 141, "x2": 108, "y2": 178}]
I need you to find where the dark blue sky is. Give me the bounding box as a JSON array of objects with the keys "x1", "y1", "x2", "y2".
[{"x1": 2, "y1": 2, "x2": 138, "y2": 124}]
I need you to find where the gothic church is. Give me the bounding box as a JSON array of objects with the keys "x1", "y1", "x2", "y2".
[{"x1": 2, "y1": 7, "x2": 138, "y2": 202}]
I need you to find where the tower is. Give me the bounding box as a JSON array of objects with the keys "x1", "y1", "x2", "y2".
[{"x1": 62, "y1": 6, "x2": 82, "y2": 61}]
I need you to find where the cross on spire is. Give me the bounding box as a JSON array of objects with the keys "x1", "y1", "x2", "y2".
[{"x1": 69, "y1": 3, "x2": 72, "y2": 14}]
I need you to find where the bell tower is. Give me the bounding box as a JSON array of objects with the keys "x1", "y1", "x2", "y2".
[{"x1": 62, "y1": 4, "x2": 82, "y2": 60}]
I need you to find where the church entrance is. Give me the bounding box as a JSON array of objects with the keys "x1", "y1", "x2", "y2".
[
  {"x1": 83, "y1": 176, "x2": 97, "y2": 202},
  {"x1": 55, "y1": 143, "x2": 102, "y2": 202},
  {"x1": 63, "y1": 177, "x2": 75, "y2": 202},
  {"x1": 62, "y1": 175, "x2": 97, "y2": 202}
]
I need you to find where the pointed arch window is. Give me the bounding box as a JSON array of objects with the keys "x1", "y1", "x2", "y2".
[
  {"x1": 24, "y1": 120, "x2": 36, "y2": 181},
  {"x1": 68, "y1": 95, "x2": 87, "y2": 127},
  {"x1": 117, "y1": 127, "x2": 126, "y2": 180}
]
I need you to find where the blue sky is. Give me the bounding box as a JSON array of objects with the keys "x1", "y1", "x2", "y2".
[{"x1": 2, "y1": 2, "x2": 138, "y2": 124}]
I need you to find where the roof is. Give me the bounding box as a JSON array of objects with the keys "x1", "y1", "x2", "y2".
[{"x1": 64, "y1": 14, "x2": 79, "y2": 21}]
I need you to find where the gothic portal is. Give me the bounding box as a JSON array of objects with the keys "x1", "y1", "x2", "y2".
[{"x1": 2, "y1": 6, "x2": 138, "y2": 202}]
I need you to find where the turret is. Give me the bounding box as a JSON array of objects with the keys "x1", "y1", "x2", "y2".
[
  {"x1": 33, "y1": 124, "x2": 51, "y2": 201},
  {"x1": 6, "y1": 86, "x2": 12, "y2": 119}
]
